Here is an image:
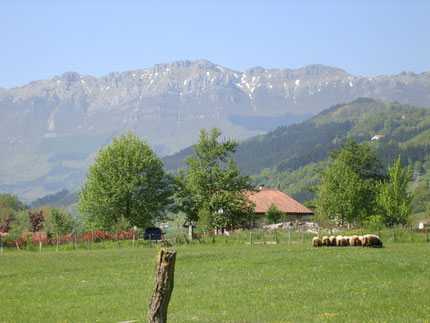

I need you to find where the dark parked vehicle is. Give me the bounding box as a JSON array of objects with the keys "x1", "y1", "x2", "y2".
[{"x1": 144, "y1": 227, "x2": 164, "y2": 240}]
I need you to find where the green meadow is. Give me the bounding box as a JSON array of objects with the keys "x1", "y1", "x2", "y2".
[{"x1": 1, "y1": 240, "x2": 429, "y2": 322}]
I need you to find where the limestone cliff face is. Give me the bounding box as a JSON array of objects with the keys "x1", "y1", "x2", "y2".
[{"x1": 1, "y1": 59, "x2": 429, "y2": 199}]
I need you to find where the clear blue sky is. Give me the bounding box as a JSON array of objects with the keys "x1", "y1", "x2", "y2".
[{"x1": 1, "y1": 0, "x2": 430, "y2": 88}]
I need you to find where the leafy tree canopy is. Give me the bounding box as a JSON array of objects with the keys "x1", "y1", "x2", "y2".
[
  {"x1": 0, "y1": 193, "x2": 26, "y2": 222},
  {"x1": 78, "y1": 131, "x2": 175, "y2": 230},
  {"x1": 265, "y1": 203, "x2": 284, "y2": 224},
  {"x1": 49, "y1": 208, "x2": 74, "y2": 237},
  {"x1": 315, "y1": 140, "x2": 383, "y2": 225},
  {"x1": 375, "y1": 156, "x2": 412, "y2": 226},
  {"x1": 176, "y1": 127, "x2": 255, "y2": 229}
]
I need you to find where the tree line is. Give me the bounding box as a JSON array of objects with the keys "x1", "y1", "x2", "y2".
[
  {"x1": 310, "y1": 140, "x2": 422, "y2": 227},
  {"x1": 1, "y1": 128, "x2": 429, "y2": 245}
]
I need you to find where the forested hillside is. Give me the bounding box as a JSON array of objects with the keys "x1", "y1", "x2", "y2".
[{"x1": 163, "y1": 98, "x2": 430, "y2": 203}]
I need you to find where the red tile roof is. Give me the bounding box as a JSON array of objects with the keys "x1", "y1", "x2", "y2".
[{"x1": 245, "y1": 188, "x2": 313, "y2": 215}]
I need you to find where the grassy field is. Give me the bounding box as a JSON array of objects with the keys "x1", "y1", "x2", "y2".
[{"x1": 1, "y1": 240, "x2": 430, "y2": 322}]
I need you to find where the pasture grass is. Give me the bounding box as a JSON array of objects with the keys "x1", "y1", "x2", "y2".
[{"x1": 1, "y1": 240, "x2": 429, "y2": 322}]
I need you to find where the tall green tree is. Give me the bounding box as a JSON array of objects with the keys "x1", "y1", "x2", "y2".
[
  {"x1": 50, "y1": 208, "x2": 74, "y2": 237},
  {"x1": 375, "y1": 156, "x2": 412, "y2": 226},
  {"x1": 0, "y1": 193, "x2": 26, "y2": 223},
  {"x1": 315, "y1": 140, "x2": 383, "y2": 225},
  {"x1": 316, "y1": 163, "x2": 368, "y2": 225},
  {"x1": 176, "y1": 127, "x2": 255, "y2": 230},
  {"x1": 78, "y1": 131, "x2": 175, "y2": 230}
]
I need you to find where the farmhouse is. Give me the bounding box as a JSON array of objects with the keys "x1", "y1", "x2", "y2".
[
  {"x1": 371, "y1": 134, "x2": 384, "y2": 141},
  {"x1": 245, "y1": 187, "x2": 313, "y2": 224}
]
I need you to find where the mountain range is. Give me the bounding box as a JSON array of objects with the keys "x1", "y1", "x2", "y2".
[{"x1": 1, "y1": 59, "x2": 430, "y2": 200}]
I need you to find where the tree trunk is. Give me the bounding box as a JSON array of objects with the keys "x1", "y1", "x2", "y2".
[
  {"x1": 188, "y1": 224, "x2": 193, "y2": 241},
  {"x1": 148, "y1": 249, "x2": 177, "y2": 323},
  {"x1": 183, "y1": 234, "x2": 189, "y2": 244}
]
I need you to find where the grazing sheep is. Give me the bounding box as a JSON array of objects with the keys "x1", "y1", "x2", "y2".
[
  {"x1": 336, "y1": 235, "x2": 344, "y2": 247},
  {"x1": 321, "y1": 236, "x2": 330, "y2": 246},
  {"x1": 312, "y1": 237, "x2": 322, "y2": 247},
  {"x1": 358, "y1": 235, "x2": 366, "y2": 246},
  {"x1": 349, "y1": 235, "x2": 360, "y2": 246},
  {"x1": 344, "y1": 236, "x2": 350, "y2": 246},
  {"x1": 364, "y1": 234, "x2": 383, "y2": 248},
  {"x1": 329, "y1": 236, "x2": 336, "y2": 246}
]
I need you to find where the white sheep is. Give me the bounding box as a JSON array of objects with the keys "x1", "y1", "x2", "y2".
[
  {"x1": 363, "y1": 234, "x2": 383, "y2": 248},
  {"x1": 312, "y1": 236, "x2": 322, "y2": 247},
  {"x1": 336, "y1": 235, "x2": 344, "y2": 247},
  {"x1": 349, "y1": 235, "x2": 360, "y2": 246},
  {"x1": 321, "y1": 236, "x2": 330, "y2": 246}
]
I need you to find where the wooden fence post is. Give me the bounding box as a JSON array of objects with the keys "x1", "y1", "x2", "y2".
[
  {"x1": 301, "y1": 226, "x2": 305, "y2": 243},
  {"x1": 132, "y1": 234, "x2": 135, "y2": 248},
  {"x1": 262, "y1": 229, "x2": 265, "y2": 244},
  {"x1": 15, "y1": 241, "x2": 20, "y2": 251},
  {"x1": 1, "y1": 244, "x2": 3, "y2": 253},
  {"x1": 149, "y1": 234, "x2": 152, "y2": 248},
  {"x1": 410, "y1": 225, "x2": 413, "y2": 242},
  {"x1": 392, "y1": 228, "x2": 396, "y2": 241},
  {"x1": 249, "y1": 231, "x2": 253, "y2": 244},
  {"x1": 275, "y1": 229, "x2": 279, "y2": 245},
  {"x1": 148, "y1": 249, "x2": 177, "y2": 323},
  {"x1": 39, "y1": 240, "x2": 42, "y2": 253},
  {"x1": 72, "y1": 232, "x2": 76, "y2": 251},
  {"x1": 236, "y1": 231, "x2": 239, "y2": 244},
  {"x1": 56, "y1": 234, "x2": 59, "y2": 252}
]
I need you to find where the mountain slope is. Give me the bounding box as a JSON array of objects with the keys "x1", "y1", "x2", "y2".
[
  {"x1": 164, "y1": 98, "x2": 430, "y2": 202},
  {"x1": 2, "y1": 60, "x2": 430, "y2": 200}
]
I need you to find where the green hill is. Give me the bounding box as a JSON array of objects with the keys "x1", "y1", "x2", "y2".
[{"x1": 163, "y1": 98, "x2": 430, "y2": 203}]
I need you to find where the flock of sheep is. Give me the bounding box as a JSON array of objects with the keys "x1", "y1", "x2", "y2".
[{"x1": 312, "y1": 234, "x2": 383, "y2": 248}]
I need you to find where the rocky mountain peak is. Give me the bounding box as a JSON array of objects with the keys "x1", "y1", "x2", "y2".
[{"x1": 1, "y1": 59, "x2": 430, "y2": 199}]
